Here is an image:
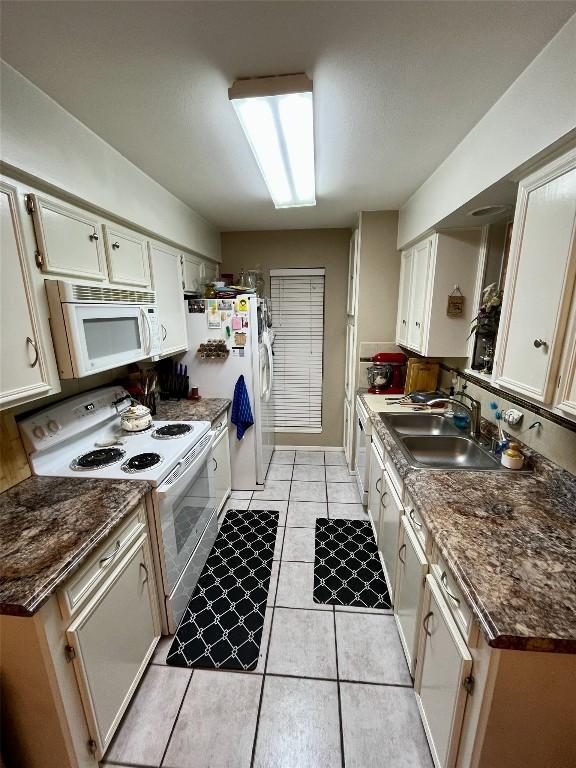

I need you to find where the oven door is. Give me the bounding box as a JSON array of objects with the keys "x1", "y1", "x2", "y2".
[
  {"x1": 62, "y1": 302, "x2": 155, "y2": 377},
  {"x1": 155, "y1": 433, "x2": 216, "y2": 598}
]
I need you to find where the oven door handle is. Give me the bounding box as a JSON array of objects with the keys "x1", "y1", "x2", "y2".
[{"x1": 156, "y1": 433, "x2": 214, "y2": 500}]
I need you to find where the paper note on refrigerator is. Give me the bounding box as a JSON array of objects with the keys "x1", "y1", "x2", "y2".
[{"x1": 207, "y1": 300, "x2": 221, "y2": 329}]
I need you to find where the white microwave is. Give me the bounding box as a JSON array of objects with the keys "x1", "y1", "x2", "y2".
[{"x1": 45, "y1": 280, "x2": 162, "y2": 378}]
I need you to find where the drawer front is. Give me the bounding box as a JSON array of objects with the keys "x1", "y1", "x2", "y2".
[
  {"x1": 58, "y1": 502, "x2": 146, "y2": 621},
  {"x1": 403, "y1": 493, "x2": 431, "y2": 554},
  {"x1": 431, "y1": 549, "x2": 474, "y2": 643}
]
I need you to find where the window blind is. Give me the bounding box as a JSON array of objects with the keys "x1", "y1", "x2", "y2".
[{"x1": 270, "y1": 268, "x2": 325, "y2": 433}]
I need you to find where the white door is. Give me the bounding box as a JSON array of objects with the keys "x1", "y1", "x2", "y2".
[
  {"x1": 0, "y1": 185, "x2": 53, "y2": 407},
  {"x1": 496, "y1": 158, "x2": 576, "y2": 402},
  {"x1": 149, "y1": 242, "x2": 188, "y2": 356},
  {"x1": 367, "y1": 441, "x2": 385, "y2": 537},
  {"x1": 28, "y1": 194, "x2": 106, "y2": 280},
  {"x1": 415, "y1": 575, "x2": 473, "y2": 768},
  {"x1": 378, "y1": 470, "x2": 403, "y2": 598},
  {"x1": 182, "y1": 254, "x2": 204, "y2": 293},
  {"x1": 407, "y1": 237, "x2": 433, "y2": 351},
  {"x1": 347, "y1": 229, "x2": 359, "y2": 316},
  {"x1": 396, "y1": 249, "x2": 413, "y2": 345},
  {"x1": 103, "y1": 225, "x2": 151, "y2": 288},
  {"x1": 66, "y1": 535, "x2": 160, "y2": 759},
  {"x1": 259, "y1": 333, "x2": 275, "y2": 479},
  {"x1": 394, "y1": 516, "x2": 429, "y2": 675},
  {"x1": 212, "y1": 427, "x2": 231, "y2": 513}
]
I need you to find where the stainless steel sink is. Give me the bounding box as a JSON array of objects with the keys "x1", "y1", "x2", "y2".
[
  {"x1": 383, "y1": 413, "x2": 459, "y2": 436},
  {"x1": 400, "y1": 435, "x2": 501, "y2": 470}
]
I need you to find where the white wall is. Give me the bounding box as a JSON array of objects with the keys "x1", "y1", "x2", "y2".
[
  {"x1": 398, "y1": 14, "x2": 576, "y2": 248},
  {"x1": 0, "y1": 62, "x2": 220, "y2": 261}
]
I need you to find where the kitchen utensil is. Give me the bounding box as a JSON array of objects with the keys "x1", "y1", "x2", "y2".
[
  {"x1": 120, "y1": 402, "x2": 153, "y2": 432},
  {"x1": 367, "y1": 352, "x2": 407, "y2": 394}
]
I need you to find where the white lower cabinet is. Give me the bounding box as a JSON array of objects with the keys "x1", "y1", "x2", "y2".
[
  {"x1": 367, "y1": 440, "x2": 385, "y2": 537},
  {"x1": 66, "y1": 533, "x2": 160, "y2": 760},
  {"x1": 415, "y1": 575, "x2": 473, "y2": 768},
  {"x1": 212, "y1": 422, "x2": 231, "y2": 513},
  {"x1": 378, "y1": 469, "x2": 403, "y2": 597},
  {"x1": 394, "y1": 516, "x2": 428, "y2": 676}
]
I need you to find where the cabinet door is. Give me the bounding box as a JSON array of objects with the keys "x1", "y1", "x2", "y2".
[
  {"x1": 367, "y1": 440, "x2": 385, "y2": 536},
  {"x1": 149, "y1": 243, "x2": 188, "y2": 356},
  {"x1": 556, "y1": 289, "x2": 576, "y2": 416},
  {"x1": 415, "y1": 575, "x2": 472, "y2": 768},
  {"x1": 394, "y1": 516, "x2": 428, "y2": 675},
  {"x1": 496, "y1": 157, "x2": 576, "y2": 402},
  {"x1": 343, "y1": 399, "x2": 353, "y2": 467},
  {"x1": 347, "y1": 229, "x2": 359, "y2": 316},
  {"x1": 182, "y1": 254, "x2": 204, "y2": 293},
  {"x1": 212, "y1": 427, "x2": 231, "y2": 513},
  {"x1": 28, "y1": 194, "x2": 106, "y2": 280},
  {"x1": 344, "y1": 319, "x2": 357, "y2": 402},
  {"x1": 104, "y1": 225, "x2": 151, "y2": 288},
  {"x1": 378, "y1": 470, "x2": 403, "y2": 597},
  {"x1": 1, "y1": 186, "x2": 53, "y2": 407},
  {"x1": 396, "y1": 249, "x2": 413, "y2": 345},
  {"x1": 406, "y1": 238, "x2": 432, "y2": 351},
  {"x1": 66, "y1": 534, "x2": 160, "y2": 759},
  {"x1": 203, "y1": 260, "x2": 219, "y2": 284}
]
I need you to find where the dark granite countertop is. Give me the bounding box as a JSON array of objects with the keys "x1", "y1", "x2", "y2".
[
  {"x1": 0, "y1": 476, "x2": 149, "y2": 617},
  {"x1": 155, "y1": 398, "x2": 230, "y2": 423},
  {"x1": 359, "y1": 392, "x2": 576, "y2": 654}
]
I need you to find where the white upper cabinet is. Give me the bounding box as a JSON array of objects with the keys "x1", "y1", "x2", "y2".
[
  {"x1": 182, "y1": 253, "x2": 205, "y2": 293},
  {"x1": 149, "y1": 242, "x2": 188, "y2": 357},
  {"x1": 103, "y1": 224, "x2": 151, "y2": 288},
  {"x1": 396, "y1": 249, "x2": 413, "y2": 346},
  {"x1": 27, "y1": 194, "x2": 106, "y2": 281},
  {"x1": 396, "y1": 231, "x2": 481, "y2": 357},
  {"x1": 203, "y1": 260, "x2": 219, "y2": 284},
  {"x1": 0, "y1": 184, "x2": 58, "y2": 408},
  {"x1": 347, "y1": 229, "x2": 359, "y2": 316},
  {"x1": 495, "y1": 151, "x2": 576, "y2": 403}
]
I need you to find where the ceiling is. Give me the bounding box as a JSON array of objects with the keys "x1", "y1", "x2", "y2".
[{"x1": 1, "y1": 1, "x2": 575, "y2": 231}]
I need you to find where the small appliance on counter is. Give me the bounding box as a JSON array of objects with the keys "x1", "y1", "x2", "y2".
[{"x1": 367, "y1": 352, "x2": 407, "y2": 394}]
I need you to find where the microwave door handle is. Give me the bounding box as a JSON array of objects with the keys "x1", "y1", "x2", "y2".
[{"x1": 140, "y1": 308, "x2": 152, "y2": 356}]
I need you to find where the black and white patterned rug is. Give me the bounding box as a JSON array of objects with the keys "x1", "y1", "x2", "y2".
[
  {"x1": 166, "y1": 508, "x2": 278, "y2": 671},
  {"x1": 313, "y1": 518, "x2": 391, "y2": 609}
]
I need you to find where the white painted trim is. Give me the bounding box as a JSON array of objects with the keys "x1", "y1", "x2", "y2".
[{"x1": 273, "y1": 445, "x2": 344, "y2": 452}]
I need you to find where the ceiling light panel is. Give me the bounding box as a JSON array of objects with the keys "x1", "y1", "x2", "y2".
[{"x1": 229, "y1": 74, "x2": 316, "y2": 208}]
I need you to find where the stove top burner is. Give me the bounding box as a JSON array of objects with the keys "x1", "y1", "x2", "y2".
[
  {"x1": 71, "y1": 447, "x2": 126, "y2": 471},
  {"x1": 153, "y1": 423, "x2": 194, "y2": 439},
  {"x1": 121, "y1": 452, "x2": 163, "y2": 473}
]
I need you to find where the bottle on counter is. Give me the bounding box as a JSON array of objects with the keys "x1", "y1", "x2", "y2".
[{"x1": 501, "y1": 442, "x2": 524, "y2": 470}]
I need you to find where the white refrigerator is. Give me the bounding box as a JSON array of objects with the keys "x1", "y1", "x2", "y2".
[{"x1": 182, "y1": 295, "x2": 275, "y2": 490}]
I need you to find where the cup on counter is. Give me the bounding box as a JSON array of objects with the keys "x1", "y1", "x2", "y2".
[{"x1": 188, "y1": 386, "x2": 201, "y2": 401}]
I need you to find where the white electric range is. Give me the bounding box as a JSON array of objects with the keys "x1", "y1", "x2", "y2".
[{"x1": 19, "y1": 386, "x2": 217, "y2": 633}]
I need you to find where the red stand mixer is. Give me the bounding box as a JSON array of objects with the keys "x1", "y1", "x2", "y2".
[{"x1": 367, "y1": 352, "x2": 407, "y2": 394}]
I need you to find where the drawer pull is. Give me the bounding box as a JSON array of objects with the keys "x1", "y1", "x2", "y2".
[
  {"x1": 139, "y1": 562, "x2": 149, "y2": 586},
  {"x1": 212, "y1": 457, "x2": 218, "y2": 471},
  {"x1": 375, "y1": 478, "x2": 381, "y2": 493},
  {"x1": 99, "y1": 540, "x2": 120, "y2": 568},
  {"x1": 441, "y1": 571, "x2": 461, "y2": 606},
  {"x1": 423, "y1": 610, "x2": 434, "y2": 637},
  {"x1": 380, "y1": 490, "x2": 387, "y2": 504},
  {"x1": 398, "y1": 543, "x2": 407, "y2": 565},
  {"x1": 408, "y1": 508, "x2": 422, "y2": 529}
]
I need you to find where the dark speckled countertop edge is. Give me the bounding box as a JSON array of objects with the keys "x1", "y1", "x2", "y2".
[
  {"x1": 0, "y1": 482, "x2": 149, "y2": 618},
  {"x1": 358, "y1": 391, "x2": 576, "y2": 654}
]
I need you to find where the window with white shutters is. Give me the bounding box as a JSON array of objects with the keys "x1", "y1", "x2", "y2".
[{"x1": 270, "y1": 268, "x2": 325, "y2": 433}]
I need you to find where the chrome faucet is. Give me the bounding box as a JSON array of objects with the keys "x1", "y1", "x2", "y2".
[{"x1": 428, "y1": 391, "x2": 482, "y2": 439}]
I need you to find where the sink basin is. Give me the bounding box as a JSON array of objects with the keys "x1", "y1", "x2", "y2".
[
  {"x1": 383, "y1": 413, "x2": 459, "y2": 436},
  {"x1": 400, "y1": 435, "x2": 500, "y2": 470}
]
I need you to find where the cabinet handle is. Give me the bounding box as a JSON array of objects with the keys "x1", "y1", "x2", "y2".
[
  {"x1": 380, "y1": 490, "x2": 387, "y2": 505},
  {"x1": 26, "y1": 336, "x2": 39, "y2": 367},
  {"x1": 422, "y1": 610, "x2": 434, "y2": 637},
  {"x1": 402, "y1": 319, "x2": 406, "y2": 325},
  {"x1": 375, "y1": 478, "x2": 381, "y2": 493},
  {"x1": 89, "y1": 231, "x2": 99, "y2": 242},
  {"x1": 212, "y1": 457, "x2": 218, "y2": 471},
  {"x1": 441, "y1": 571, "x2": 461, "y2": 606},
  {"x1": 415, "y1": 321, "x2": 421, "y2": 328},
  {"x1": 112, "y1": 241, "x2": 120, "y2": 249},
  {"x1": 139, "y1": 562, "x2": 149, "y2": 585},
  {"x1": 533, "y1": 338, "x2": 548, "y2": 349},
  {"x1": 408, "y1": 508, "x2": 422, "y2": 529},
  {"x1": 161, "y1": 323, "x2": 167, "y2": 341},
  {"x1": 398, "y1": 543, "x2": 407, "y2": 565},
  {"x1": 99, "y1": 540, "x2": 120, "y2": 567}
]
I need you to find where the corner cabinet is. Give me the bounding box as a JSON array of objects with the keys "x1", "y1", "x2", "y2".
[
  {"x1": 0, "y1": 183, "x2": 59, "y2": 409},
  {"x1": 149, "y1": 242, "x2": 188, "y2": 357},
  {"x1": 396, "y1": 230, "x2": 481, "y2": 356},
  {"x1": 494, "y1": 150, "x2": 576, "y2": 405}
]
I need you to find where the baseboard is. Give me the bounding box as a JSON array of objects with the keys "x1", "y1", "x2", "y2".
[{"x1": 274, "y1": 445, "x2": 344, "y2": 452}]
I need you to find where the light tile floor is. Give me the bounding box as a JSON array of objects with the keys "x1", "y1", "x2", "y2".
[{"x1": 101, "y1": 448, "x2": 432, "y2": 768}]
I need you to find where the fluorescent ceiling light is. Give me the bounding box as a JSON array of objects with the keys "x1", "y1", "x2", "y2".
[{"x1": 229, "y1": 74, "x2": 316, "y2": 208}]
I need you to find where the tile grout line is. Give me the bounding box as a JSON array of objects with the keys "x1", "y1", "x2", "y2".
[{"x1": 158, "y1": 668, "x2": 194, "y2": 768}]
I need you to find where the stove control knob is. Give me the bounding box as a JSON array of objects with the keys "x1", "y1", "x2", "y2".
[
  {"x1": 47, "y1": 420, "x2": 61, "y2": 434},
  {"x1": 33, "y1": 425, "x2": 46, "y2": 440}
]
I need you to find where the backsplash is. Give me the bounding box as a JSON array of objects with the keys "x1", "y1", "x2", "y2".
[{"x1": 439, "y1": 366, "x2": 576, "y2": 475}]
